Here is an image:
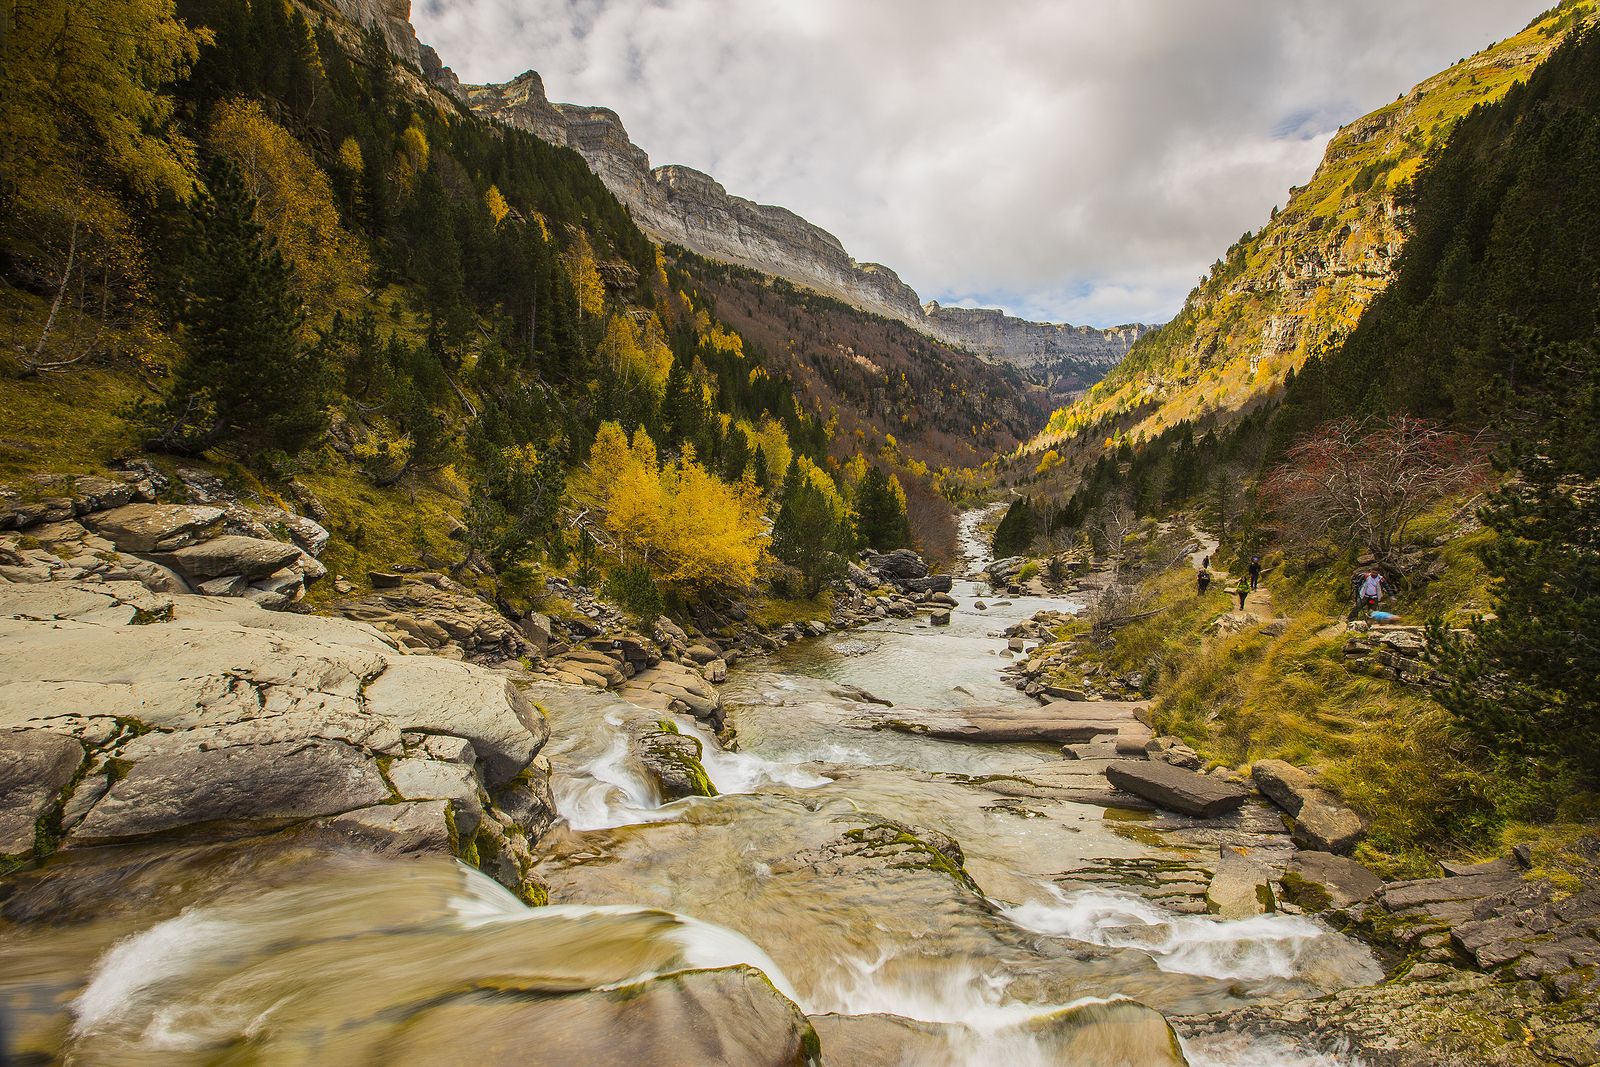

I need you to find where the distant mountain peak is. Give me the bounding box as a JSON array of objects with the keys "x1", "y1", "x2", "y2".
[{"x1": 463, "y1": 70, "x2": 1147, "y2": 373}]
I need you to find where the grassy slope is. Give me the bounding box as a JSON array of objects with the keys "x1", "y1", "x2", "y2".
[
  {"x1": 1056, "y1": 508, "x2": 1530, "y2": 878},
  {"x1": 1031, "y1": 1, "x2": 1597, "y2": 453}
]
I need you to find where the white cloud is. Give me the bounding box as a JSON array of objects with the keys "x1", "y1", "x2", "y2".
[{"x1": 414, "y1": 0, "x2": 1553, "y2": 326}]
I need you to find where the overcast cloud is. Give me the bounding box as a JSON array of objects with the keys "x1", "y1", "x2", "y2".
[{"x1": 412, "y1": 0, "x2": 1551, "y2": 327}]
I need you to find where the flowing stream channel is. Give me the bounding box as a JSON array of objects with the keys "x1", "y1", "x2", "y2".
[{"x1": 0, "y1": 509, "x2": 1380, "y2": 1065}]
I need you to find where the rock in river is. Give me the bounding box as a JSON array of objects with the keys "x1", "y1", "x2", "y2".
[{"x1": 1105, "y1": 761, "x2": 1251, "y2": 818}]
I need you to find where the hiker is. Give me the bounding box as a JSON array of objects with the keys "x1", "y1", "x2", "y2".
[
  {"x1": 1197, "y1": 568, "x2": 1211, "y2": 595},
  {"x1": 1350, "y1": 569, "x2": 1390, "y2": 618},
  {"x1": 1234, "y1": 577, "x2": 1249, "y2": 611},
  {"x1": 1248, "y1": 556, "x2": 1262, "y2": 590},
  {"x1": 1201, "y1": 554, "x2": 1211, "y2": 569}
]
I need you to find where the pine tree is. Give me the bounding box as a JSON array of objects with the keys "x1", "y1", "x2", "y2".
[
  {"x1": 855, "y1": 464, "x2": 909, "y2": 550},
  {"x1": 1432, "y1": 334, "x2": 1600, "y2": 790},
  {"x1": 143, "y1": 158, "x2": 328, "y2": 456},
  {"x1": 772, "y1": 463, "x2": 846, "y2": 598}
]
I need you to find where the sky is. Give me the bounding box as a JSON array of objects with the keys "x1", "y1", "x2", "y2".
[{"x1": 412, "y1": 0, "x2": 1553, "y2": 328}]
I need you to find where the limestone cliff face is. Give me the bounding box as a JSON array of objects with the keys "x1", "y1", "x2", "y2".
[
  {"x1": 466, "y1": 71, "x2": 1140, "y2": 370},
  {"x1": 314, "y1": 0, "x2": 422, "y2": 68},
  {"x1": 921, "y1": 303, "x2": 1149, "y2": 370}
]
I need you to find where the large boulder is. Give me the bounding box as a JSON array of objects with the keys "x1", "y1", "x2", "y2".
[
  {"x1": 387, "y1": 966, "x2": 818, "y2": 1067},
  {"x1": 156, "y1": 534, "x2": 303, "y2": 580},
  {"x1": 81, "y1": 503, "x2": 224, "y2": 552},
  {"x1": 0, "y1": 729, "x2": 83, "y2": 855},
  {"x1": 862, "y1": 549, "x2": 928, "y2": 580},
  {"x1": 364, "y1": 659, "x2": 547, "y2": 787},
  {"x1": 70, "y1": 736, "x2": 391, "y2": 844},
  {"x1": 635, "y1": 722, "x2": 717, "y2": 800},
  {"x1": 1252, "y1": 759, "x2": 1366, "y2": 854},
  {"x1": 1105, "y1": 761, "x2": 1250, "y2": 818}
]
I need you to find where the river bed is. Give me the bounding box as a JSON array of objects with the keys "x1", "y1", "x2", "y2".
[{"x1": 0, "y1": 508, "x2": 1379, "y2": 1065}]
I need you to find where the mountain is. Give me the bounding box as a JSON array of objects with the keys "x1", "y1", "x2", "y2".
[
  {"x1": 461, "y1": 70, "x2": 1149, "y2": 374},
  {"x1": 1030, "y1": 0, "x2": 1598, "y2": 451}
]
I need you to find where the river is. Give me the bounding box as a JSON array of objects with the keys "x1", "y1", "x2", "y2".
[{"x1": 0, "y1": 509, "x2": 1379, "y2": 1065}]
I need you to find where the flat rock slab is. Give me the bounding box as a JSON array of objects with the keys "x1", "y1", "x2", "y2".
[
  {"x1": 881, "y1": 700, "x2": 1151, "y2": 744},
  {"x1": 1105, "y1": 761, "x2": 1250, "y2": 818},
  {"x1": 1284, "y1": 851, "x2": 1384, "y2": 910},
  {"x1": 82, "y1": 503, "x2": 224, "y2": 552},
  {"x1": 157, "y1": 535, "x2": 302, "y2": 580},
  {"x1": 1207, "y1": 845, "x2": 1276, "y2": 918},
  {"x1": 71, "y1": 737, "x2": 391, "y2": 843}
]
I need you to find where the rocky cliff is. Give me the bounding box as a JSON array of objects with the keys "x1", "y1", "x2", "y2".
[{"x1": 465, "y1": 71, "x2": 1144, "y2": 371}]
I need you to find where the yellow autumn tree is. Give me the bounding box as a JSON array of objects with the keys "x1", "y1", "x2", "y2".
[
  {"x1": 597, "y1": 312, "x2": 672, "y2": 398},
  {"x1": 208, "y1": 98, "x2": 368, "y2": 317},
  {"x1": 3, "y1": 0, "x2": 209, "y2": 365},
  {"x1": 576, "y1": 422, "x2": 765, "y2": 594},
  {"x1": 485, "y1": 184, "x2": 511, "y2": 229},
  {"x1": 564, "y1": 231, "x2": 606, "y2": 319},
  {"x1": 752, "y1": 415, "x2": 793, "y2": 484},
  {"x1": 392, "y1": 121, "x2": 430, "y2": 199}
]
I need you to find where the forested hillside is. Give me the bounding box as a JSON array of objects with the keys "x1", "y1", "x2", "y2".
[
  {"x1": 1029, "y1": 0, "x2": 1597, "y2": 456},
  {"x1": 0, "y1": 0, "x2": 936, "y2": 621},
  {"x1": 996, "y1": 22, "x2": 1600, "y2": 869}
]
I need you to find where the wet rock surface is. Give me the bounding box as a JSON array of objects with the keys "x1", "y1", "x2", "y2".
[{"x1": 0, "y1": 581, "x2": 554, "y2": 899}]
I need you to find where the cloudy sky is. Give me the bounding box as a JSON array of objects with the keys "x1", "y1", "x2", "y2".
[{"x1": 413, "y1": 0, "x2": 1550, "y2": 327}]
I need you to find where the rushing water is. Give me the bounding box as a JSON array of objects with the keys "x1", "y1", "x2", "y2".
[{"x1": 0, "y1": 507, "x2": 1378, "y2": 1065}]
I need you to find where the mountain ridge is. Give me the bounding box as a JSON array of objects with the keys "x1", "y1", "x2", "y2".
[{"x1": 460, "y1": 68, "x2": 1151, "y2": 373}]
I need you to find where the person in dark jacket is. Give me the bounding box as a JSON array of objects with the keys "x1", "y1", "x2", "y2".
[
  {"x1": 1248, "y1": 556, "x2": 1262, "y2": 590},
  {"x1": 1197, "y1": 568, "x2": 1211, "y2": 595}
]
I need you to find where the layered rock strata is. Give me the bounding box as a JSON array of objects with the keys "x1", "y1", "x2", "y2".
[{"x1": 464, "y1": 71, "x2": 1146, "y2": 369}]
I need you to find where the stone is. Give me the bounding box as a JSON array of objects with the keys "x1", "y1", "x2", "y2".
[
  {"x1": 1105, "y1": 761, "x2": 1250, "y2": 818},
  {"x1": 393, "y1": 964, "x2": 819, "y2": 1067},
  {"x1": 364, "y1": 661, "x2": 546, "y2": 787},
  {"x1": 312, "y1": 799, "x2": 453, "y2": 856},
  {"x1": 863, "y1": 548, "x2": 928, "y2": 580},
  {"x1": 70, "y1": 738, "x2": 391, "y2": 844},
  {"x1": 929, "y1": 609, "x2": 952, "y2": 626},
  {"x1": 81, "y1": 503, "x2": 224, "y2": 552},
  {"x1": 495, "y1": 758, "x2": 558, "y2": 839},
  {"x1": 102, "y1": 556, "x2": 191, "y2": 594},
  {"x1": 1206, "y1": 846, "x2": 1276, "y2": 918},
  {"x1": 1252, "y1": 758, "x2": 1365, "y2": 854},
  {"x1": 901, "y1": 575, "x2": 954, "y2": 594},
  {"x1": 198, "y1": 574, "x2": 251, "y2": 597},
  {"x1": 1282, "y1": 851, "x2": 1384, "y2": 911},
  {"x1": 0, "y1": 729, "x2": 84, "y2": 855},
  {"x1": 636, "y1": 724, "x2": 716, "y2": 800},
  {"x1": 520, "y1": 611, "x2": 552, "y2": 651},
  {"x1": 1292, "y1": 795, "x2": 1367, "y2": 854},
  {"x1": 813, "y1": 996, "x2": 1186, "y2": 1067},
  {"x1": 159, "y1": 535, "x2": 302, "y2": 580}
]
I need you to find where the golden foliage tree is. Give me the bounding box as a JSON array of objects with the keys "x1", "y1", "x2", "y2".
[
  {"x1": 576, "y1": 422, "x2": 765, "y2": 594},
  {"x1": 485, "y1": 184, "x2": 511, "y2": 229},
  {"x1": 207, "y1": 98, "x2": 368, "y2": 317},
  {"x1": 597, "y1": 312, "x2": 672, "y2": 398},
  {"x1": 564, "y1": 231, "x2": 606, "y2": 320},
  {"x1": 2, "y1": 0, "x2": 209, "y2": 367}
]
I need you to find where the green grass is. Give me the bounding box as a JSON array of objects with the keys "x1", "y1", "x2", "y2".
[
  {"x1": 0, "y1": 363, "x2": 151, "y2": 483},
  {"x1": 747, "y1": 591, "x2": 832, "y2": 630},
  {"x1": 297, "y1": 460, "x2": 468, "y2": 601}
]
